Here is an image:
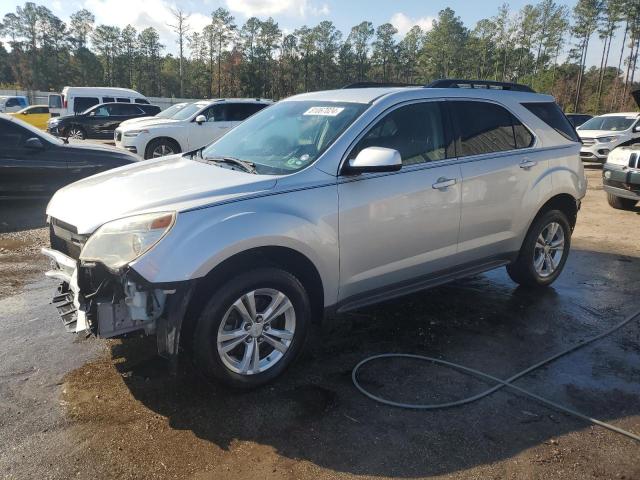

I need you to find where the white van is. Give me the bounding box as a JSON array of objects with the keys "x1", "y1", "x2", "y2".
[
  {"x1": 0, "y1": 95, "x2": 29, "y2": 113},
  {"x1": 48, "y1": 87, "x2": 150, "y2": 117}
]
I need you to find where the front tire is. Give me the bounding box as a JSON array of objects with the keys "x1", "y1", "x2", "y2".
[
  {"x1": 145, "y1": 138, "x2": 180, "y2": 159},
  {"x1": 193, "y1": 268, "x2": 311, "y2": 388},
  {"x1": 507, "y1": 209, "x2": 571, "y2": 287},
  {"x1": 607, "y1": 193, "x2": 637, "y2": 210},
  {"x1": 65, "y1": 126, "x2": 86, "y2": 140}
]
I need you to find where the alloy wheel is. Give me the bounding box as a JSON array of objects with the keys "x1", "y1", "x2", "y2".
[
  {"x1": 68, "y1": 128, "x2": 84, "y2": 139},
  {"x1": 216, "y1": 288, "x2": 296, "y2": 375},
  {"x1": 533, "y1": 221, "x2": 565, "y2": 278},
  {"x1": 152, "y1": 144, "x2": 174, "y2": 158}
]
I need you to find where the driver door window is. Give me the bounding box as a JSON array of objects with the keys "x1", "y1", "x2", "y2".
[
  {"x1": 351, "y1": 102, "x2": 451, "y2": 165},
  {"x1": 201, "y1": 105, "x2": 225, "y2": 122},
  {"x1": 92, "y1": 106, "x2": 110, "y2": 117}
]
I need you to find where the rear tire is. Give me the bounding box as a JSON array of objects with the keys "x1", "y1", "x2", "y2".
[
  {"x1": 145, "y1": 138, "x2": 180, "y2": 159},
  {"x1": 607, "y1": 193, "x2": 637, "y2": 210},
  {"x1": 507, "y1": 209, "x2": 571, "y2": 288},
  {"x1": 193, "y1": 268, "x2": 311, "y2": 389}
]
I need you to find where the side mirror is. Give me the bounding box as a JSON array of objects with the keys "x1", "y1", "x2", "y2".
[
  {"x1": 195, "y1": 114, "x2": 206, "y2": 124},
  {"x1": 343, "y1": 147, "x2": 402, "y2": 175},
  {"x1": 633, "y1": 125, "x2": 640, "y2": 133},
  {"x1": 25, "y1": 137, "x2": 44, "y2": 150},
  {"x1": 21, "y1": 111, "x2": 28, "y2": 115}
]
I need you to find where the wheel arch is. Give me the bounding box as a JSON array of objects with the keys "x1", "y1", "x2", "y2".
[
  {"x1": 179, "y1": 245, "x2": 325, "y2": 352},
  {"x1": 144, "y1": 136, "x2": 182, "y2": 159}
]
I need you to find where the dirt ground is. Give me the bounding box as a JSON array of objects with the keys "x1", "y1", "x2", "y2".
[{"x1": 0, "y1": 166, "x2": 639, "y2": 480}]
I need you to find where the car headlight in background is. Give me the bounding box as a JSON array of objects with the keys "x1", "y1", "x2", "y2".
[
  {"x1": 80, "y1": 211, "x2": 175, "y2": 270},
  {"x1": 123, "y1": 129, "x2": 149, "y2": 137},
  {"x1": 596, "y1": 136, "x2": 620, "y2": 143}
]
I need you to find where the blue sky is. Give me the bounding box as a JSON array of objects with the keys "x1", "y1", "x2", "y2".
[{"x1": 1, "y1": 0, "x2": 627, "y2": 68}]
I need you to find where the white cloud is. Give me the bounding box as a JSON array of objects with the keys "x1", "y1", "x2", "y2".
[
  {"x1": 225, "y1": 0, "x2": 329, "y2": 18},
  {"x1": 82, "y1": 0, "x2": 210, "y2": 53},
  {"x1": 390, "y1": 12, "x2": 434, "y2": 36}
]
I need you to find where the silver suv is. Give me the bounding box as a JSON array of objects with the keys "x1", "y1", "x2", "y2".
[{"x1": 43, "y1": 80, "x2": 586, "y2": 388}]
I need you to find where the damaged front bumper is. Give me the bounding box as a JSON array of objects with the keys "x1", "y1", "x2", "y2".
[{"x1": 42, "y1": 247, "x2": 183, "y2": 352}]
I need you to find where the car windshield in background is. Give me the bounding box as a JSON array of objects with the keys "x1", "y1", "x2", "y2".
[
  {"x1": 171, "y1": 103, "x2": 207, "y2": 120},
  {"x1": 578, "y1": 116, "x2": 637, "y2": 131},
  {"x1": 200, "y1": 101, "x2": 368, "y2": 175},
  {"x1": 157, "y1": 103, "x2": 187, "y2": 119}
]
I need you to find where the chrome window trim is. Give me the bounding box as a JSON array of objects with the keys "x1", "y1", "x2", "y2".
[{"x1": 338, "y1": 96, "x2": 541, "y2": 177}]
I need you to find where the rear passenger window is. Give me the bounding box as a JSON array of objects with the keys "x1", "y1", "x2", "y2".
[
  {"x1": 352, "y1": 102, "x2": 449, "y2": 165},
  {"x1": 135, "y1": 98, "x2": 150, "y2": 104},
  {"x1": 522, "y1": 102, "x2": 579, "y2": 142},
  {"x1": 450, "y1": 101, "x2": 518, "y2": 156},
  {"x1": 226, "y1": 103, "x2": 267, "y2": 121}
]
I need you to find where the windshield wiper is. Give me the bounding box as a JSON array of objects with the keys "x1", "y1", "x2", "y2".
[{"x1": 201, "y1": 156, "x2": 257, "y2": 174}]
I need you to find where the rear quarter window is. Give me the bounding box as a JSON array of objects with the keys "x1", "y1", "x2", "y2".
[{"x1": 522, "y1": 102, "x2": 579, "y2": 142}]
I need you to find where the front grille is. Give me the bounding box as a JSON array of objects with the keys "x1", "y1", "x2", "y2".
[
  {"x1": 49, "y1": 218, "x2": 88, "y2": 260},
  {"x1": 581, "y1": 138, "x2": 595, "y2": 146},
  {"x1": 629, "y1": 153, "x2": 639, "y2": 169}
]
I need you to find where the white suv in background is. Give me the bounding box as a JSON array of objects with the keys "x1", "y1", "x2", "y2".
[
  {"x1": 114, "y1": 98, "x2": 272, "y2": 159},
  {"x1": 577, "y1": 112, "x2": 640, "y2": 162}
]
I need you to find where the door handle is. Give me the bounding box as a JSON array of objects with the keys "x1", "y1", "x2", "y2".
[
  {"x1": 432, "y1": 177, "x2": 457, "y2": 190},
  {"x1": 519, "y1": 159, "x2": 538, "y2": 169}
]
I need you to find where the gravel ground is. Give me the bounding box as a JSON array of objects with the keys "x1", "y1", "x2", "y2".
[{"x1": 0, "y1": 166, "x2": 639, "y2": 480}]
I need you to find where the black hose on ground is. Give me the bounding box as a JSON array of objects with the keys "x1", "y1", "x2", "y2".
[{"x1": 352, "y1": 308, "x2": 640, "y2": 442}]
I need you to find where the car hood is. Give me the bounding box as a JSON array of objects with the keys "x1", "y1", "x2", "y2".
[
  {"x1": 576, "y1": 129, "x2": 629, "y2": 138},
  {"x1": 123, "y1": 118, "x2": 182, "y2": 130},
  {"x1": 118, "y1": 116, "x2": 156, "y2": 128},
  {"x1": 65, "y1": 140, "x2": 138, "y2": 156},
  {"x1": 46, "y1": 155, "x2": 278, "y2": 234}
]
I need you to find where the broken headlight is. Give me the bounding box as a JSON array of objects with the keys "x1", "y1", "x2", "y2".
[{"x1": 80, "y1": 212, "x2": 175, "y2": 270}]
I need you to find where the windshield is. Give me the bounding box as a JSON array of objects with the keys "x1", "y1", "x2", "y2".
[
  {"x1": 157, "y1": 103, "x2": 187, "y2": 118},
  {"x1": 172, "y1": 103, "x2": 208, "y2": 121},
  {"x1": 578, "y1": 115, "x2": 637, "y2": 131},
  {"x1": 200, "y1": 100, "x2": 368, "y2": 175}
]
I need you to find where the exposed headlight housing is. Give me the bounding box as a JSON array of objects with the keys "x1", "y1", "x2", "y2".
[
  {"x1": 596, "y1": 136, "x2": 620, "y2": 143},
  {"x1": 80, "y1": 212, "x2": 175, "y2": 270},
  {"x1": 123, "y1": 129, "x2": 149, "y2": 137}
]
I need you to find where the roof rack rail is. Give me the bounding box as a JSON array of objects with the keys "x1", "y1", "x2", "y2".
[
  {"x1": 342, "y1": 82, "x2": 421, "y2": 89},
  {"x1": 425, "y1": 79, "x2": 535, "y2": 93}
]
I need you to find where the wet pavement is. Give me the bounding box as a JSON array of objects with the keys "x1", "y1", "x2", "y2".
[{"x1": 0, "y1": 168, "x2": 639, "y2": 479}]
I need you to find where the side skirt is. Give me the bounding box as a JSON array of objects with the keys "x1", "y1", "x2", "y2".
[{"x1": 327, "y1": 254, "x2": 516, "y2": 317}]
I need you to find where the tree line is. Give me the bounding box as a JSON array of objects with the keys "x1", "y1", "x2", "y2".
[{"x1": 1, "y1": 0, "x2": 639, "y2": 114}]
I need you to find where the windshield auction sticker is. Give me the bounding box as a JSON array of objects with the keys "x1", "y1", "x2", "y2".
[{"x1": 303, "y1": 106, "x2": 345, "y2": 116}]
